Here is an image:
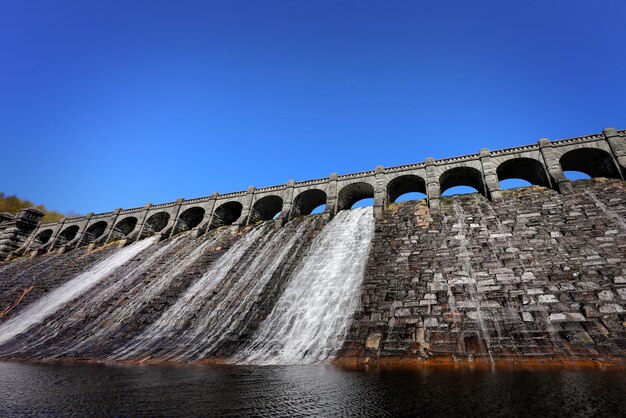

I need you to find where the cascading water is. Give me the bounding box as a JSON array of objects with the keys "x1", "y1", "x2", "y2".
[
  {"x1": 237, "y1": 206, "x2": 375, "y2": 365},
  {"x1": 585, "y1": 190, "x2": 626, "y2": 230},
  {"x1": 178, "y1": 219, "x2": 318, "y2": 359},
  {"x1": 1, "y1": 208, "x2": 373, "y2": 364},
  {"x1": 452, "y1": 203, "x2": 494, "y2": 363},
  {"x1": 114, "y1": 218, "x2": 320, "y2": 361},
  {"x1": 111, "y1": 225, "x2": 271, "y2": 360},
  {"x1": 0, "y1": 229, "x2": 236, "y2": 358},
  {"x1": 0, "y1": 237, "x2": 157, "y2": 347}
]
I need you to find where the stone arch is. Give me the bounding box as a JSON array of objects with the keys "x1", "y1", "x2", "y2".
[
  {"x1": 292, "y1": 189, "x2": 327, "y2": 217},
  {"x1": 113, "y1": 216, "x2": 138, "y2": 237},
  {"x1": 387, "y1": 174, "x2": 427, "y2": 203},
  {"x1": 211, "y1": 201, "x2": 243, "y2": 228},
  {"x1": 249, "y1": 195, "x2": 283, "y2": 223},
  {"x1": 496, "y1": 158, "x2": 552, "y2": 189},
  {"x1": 143, "y1": 212, "x2": 170, "y2": 234},
  {"x1": 56, "y1": 225, "x2": 80, "y2": 246},
  {"x1": 559, "y1": 148, "x2": 622, "y2": 179},
  {"x1": 33, "y1": 229, "x2": 53, "y2": 245},
  {"x1": 439, "y1": 166, "x2": 488, "y2": 197},
  {"x1": 177, "y1": 207, "x2": 205, "y2": 231},
  {"x1": 83, "y1": 221, "x2": 108, "y2": 243},
  {"x1": 337, "y1": 182, "x2": 375, "y2": 211}
]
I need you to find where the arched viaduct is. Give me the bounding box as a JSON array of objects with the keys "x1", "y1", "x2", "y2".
[{"x1": 1, "y1": 127, "x2": 624, "y2": 260}]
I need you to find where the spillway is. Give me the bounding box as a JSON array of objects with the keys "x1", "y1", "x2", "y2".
[
  {"x1": 237, "y1": 206, "x2": 375, "y2": 365},
  {"x1": 113, "y1": 217, "x2": 320, "y2": 361},
  {"x1": 0, "y1": 237, "x2": 157, "y2": 347},
  {"x1": 3, "y1": 178, "x2": 623, "y2": 366}
]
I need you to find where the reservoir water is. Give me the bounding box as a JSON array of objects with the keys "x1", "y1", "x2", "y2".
[{"x1": 0, "y1": 362, "x2": 624, "y2": 417}]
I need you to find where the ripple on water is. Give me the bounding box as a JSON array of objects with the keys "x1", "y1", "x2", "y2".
[{"x1": 0, "y1": 362, "x2": 625, "y2": 417}]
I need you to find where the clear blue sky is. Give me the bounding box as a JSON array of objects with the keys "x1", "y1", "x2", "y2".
[{"x1": 1, "y1": 0, "x2": 624, "y2": 214}]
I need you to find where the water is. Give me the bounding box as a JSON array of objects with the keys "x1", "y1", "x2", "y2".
[
  {"x1": 23, "y1": 231, "x2": 226, "y2": 357},
  {"x1": 0, "y1": 362, "x2": 624, "y2": 417},
  {"x1": 585, "y1": 190, "x2": 626, "y2": 230},
  {"x1": 115, "y1": 219, "x2": 318, "y2": 360},
  {"x1": 481, "y1": 203, "x2": 545, "y2": 358},
  {"x1": 0, "y1": 237, "x2": 157, "y2": 347},
  {"x1": 452, "y1": 203, "x2": 494, "y2": 362},
  {"x1": 239, "y1": 207, "x2": 375, "y2": 365},
  {"x1": 14, "y1": 235, "x2": 188, "y2": 356},
  {"x1": 108, "y1": 226, "x2": 265, "y2": 360},
  {"x1": 0, "y1": 227, "x2": 255, "y2": 359}
]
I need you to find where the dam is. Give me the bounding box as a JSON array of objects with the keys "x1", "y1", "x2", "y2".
[{"x1": 0, "y1": 127, "x2": 625, "y2": 365}]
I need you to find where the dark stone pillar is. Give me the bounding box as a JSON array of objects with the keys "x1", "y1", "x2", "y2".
[
  {"x1": 604, "y1": 128, "x2": 626, "y2": 178},
  {"x1": 104, "y1": 208, "x2": 122, "y2": 244},
  {"x1": 239, "y1": 186, "x2": 256, "y2": 225},
  {"x1": 538, "y1": 138, "x2": 572, "y2": 193},
  {"x1": 479, "y1": 148, "x2": 502, "y2": 202},
  {"x1": 373, "y1": 165, "x2": 385, "y2": 219},
  {"x1": 325, "y1": 173, "x2": 338, "y2": 220},
  {"x1": 281, "y1": 180, "x2": 296, "y2": 223},
  {"x1": 199, "y1": 192, "x2": 219, "y2": 233},
  {"x1": 425, "y1": 157, "x2": 440, "y2": 210},
  {"x1": 167, "y1": 199, "x2": 184, "y2": 238}
]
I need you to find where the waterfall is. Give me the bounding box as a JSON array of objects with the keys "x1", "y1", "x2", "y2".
[
  {"x1": 175, "y1": 218, "x2": 318, "y2": 359},
  {"x1": 585, "y1": 190, "x2": 626, "y2": 230},
  {"x1": 451, "y1": 203, "x2": 494, "y2": 363},
  {"x1": 0, "y1": 229, "x2": 237, "y2": 358},
  {"x1": 237, "y1": 206, "x2": 374, "y2": 365},
  {"x1": 114, "y1": 218, "x2": 320, "y2": 361},
  {"x1": 0, "y1": 237, "x2": 157, "y2": 347},
  {"x1": 111, "y1": 225, "x2": 271, "y2": 360},
  {"x1": 1, "y1": 208, "x2": 374, "y2": 364}
]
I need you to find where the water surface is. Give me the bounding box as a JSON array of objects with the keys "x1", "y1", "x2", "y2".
[{"x1": 0, "y1": 362, "x2": 624, "y2": 417}]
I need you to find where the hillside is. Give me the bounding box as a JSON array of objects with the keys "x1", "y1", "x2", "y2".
[{"x1": 0, "y1": 193, "x2": 78, "y2": 222}]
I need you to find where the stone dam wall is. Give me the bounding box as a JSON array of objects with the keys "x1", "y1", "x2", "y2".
[
  {"x1": 0, "y1": 178, "x2": 624, "y2": 365},
  {"x1": 342, "y1": 178, "x2": 626, "y2": 364},
  {"x1": 1, "y1": 127, "x2": 624, "y2": 263}
]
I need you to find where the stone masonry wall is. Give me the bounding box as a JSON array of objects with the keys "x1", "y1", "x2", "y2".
[
  {"x1": 0, "y1": 216, "x2": 325, "y2": 361},
  {"x1": 341, "y1": 178, "x2": 626, "y2": 363},
  {"x1": 1, "y1": 178, "x2": 625, "y2": 364}
]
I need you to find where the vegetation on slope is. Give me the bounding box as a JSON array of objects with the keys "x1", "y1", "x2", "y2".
[{"x1": 0, "y1": 192, "x2": 79, "y2": 222}]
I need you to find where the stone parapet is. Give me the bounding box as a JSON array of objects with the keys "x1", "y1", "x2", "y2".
[{"x1": 6, "y1": 127, "x2": 624, "y2": 260}]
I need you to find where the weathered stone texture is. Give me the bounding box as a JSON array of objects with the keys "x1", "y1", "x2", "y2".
[
  {"x1": 341, "y1": 178, "x2": 626, "y2": 362},
  {"x1": 1, "y1": 178, "x2": 625, "y2": 364},
  {"x1": 0, "y1": 246, "x2": 117, "y2": 320},
  {"x1": 0, "y1": 216, "x2": 325, "y2": 360}
]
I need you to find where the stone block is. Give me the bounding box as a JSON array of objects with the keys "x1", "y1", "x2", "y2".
[
  {"x1": 599, "y1": 304, "x2": 624, "y2": 314},
  {"x1": 424, "y1": 317, "x2": 439, "y2": 327},
  {"x1": 538, "y1": 294, "x2": 558, "y2": 303},
  {"x1": 365, "y1": 333, "x2": 382, "y2": 350},
  {"x1": 598, "y1": 290, "x2": 614, "y2": 301}
]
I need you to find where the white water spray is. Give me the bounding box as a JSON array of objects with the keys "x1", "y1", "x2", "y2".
[
  {"x1": 0, "y1": 237, "x2": 156, "y2": 346},
  {"x1": 112, "y1": 225, "x2": 269, "y2": 359},
  {"x1": 585, "y1": 190, "x2": 626, "y2": 230},
  {"x1": 238, "y1": 207, "x2": 374, "y2": 365},
  {"x1": 452, "y1": 203, "x2": 494, "y2": 363}
]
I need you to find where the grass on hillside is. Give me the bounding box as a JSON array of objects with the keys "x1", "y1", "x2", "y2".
[{"x1": 0, "y1": 192, "x2": 79, "y2": 222}]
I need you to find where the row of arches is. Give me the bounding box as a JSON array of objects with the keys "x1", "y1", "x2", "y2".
[
  {"x1": 31, "y1": 148, "x2": 623, "y2": 248},
  {"x1": 387, "y1": 148, "x2": 623, "y2": 201},
  {"x1": 330, "y1": 147, "x2": 623, "y2": 207},
  {"x1": 31, "y1": 191, "x2": 327, "y2": 249},
  {"x1": 337, "y1": 148, "x2": 622, "y2": 206}
]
